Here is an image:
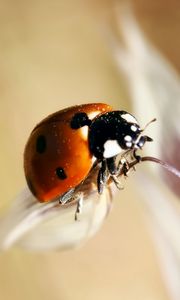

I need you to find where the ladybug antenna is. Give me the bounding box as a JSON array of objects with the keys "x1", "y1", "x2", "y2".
[
  {"x1": 136, "y1": 118, "x2": 156, "y2": 148},
  {"x1": 141, "y1": 118, "x2": 157, "y2": 132},
  {"x1": 129, "y1": 156, "x2": 180, "y2": 178}
]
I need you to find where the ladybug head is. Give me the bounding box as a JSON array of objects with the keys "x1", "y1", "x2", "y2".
[{"x1": 88, "y1": 111, "x2": 154, "y2": 159}]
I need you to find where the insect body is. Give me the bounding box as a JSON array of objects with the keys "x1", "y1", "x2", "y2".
[
  {"x1": 24, "y1": 103, "x2": 153, "y2": 216},
  {"x1": 24, "y1": 103, "x2": 112, "y2": 202}
]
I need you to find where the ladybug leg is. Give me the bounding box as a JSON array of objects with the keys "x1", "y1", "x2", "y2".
[
  {"x1": 60, "y1": 189, "x2": 84, "y2": 221},
  {"x1": 59, "y1": 188, "x2": 75, "y2": 205},
  {"x1": 74, "y1": 193, "x2": 84, "y2": 221},
  {"x1": 106, "y1": 157, "x2": 118, "y2": 175},
  {"x1": 111, "y1": 176, "x2": 124, "y2": 190},
  {"x1": 133, "y1": 149, "x2": 142, "y2": 163},
  {"x1": 107, "y1": 157, "x2": 124, "y2": 190},
  {"x1": 97, "y1": 160, "x2": 109, "y2": 194},
  {"x1": 133, "y1": 135, "x2": 153, "y2": 162},
  {"x1": 117, "y1": 157, "x2": 130, "y2": 177}
]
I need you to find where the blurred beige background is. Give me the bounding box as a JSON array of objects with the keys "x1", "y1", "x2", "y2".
[{"x1": 0, "y1": 1, "x2": 180, "y2": 299}]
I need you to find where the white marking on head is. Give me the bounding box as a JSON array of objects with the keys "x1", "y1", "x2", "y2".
[
  {"x1": 88, "y1": 111, "x2": 99, "y2": 120},
  {"x1": 91, "y1": 156, "x2": 97, "y2": 164},
  {"x1": 124, "y1": 135, "x2": 133, "y2": 148},
  {"x1": 126, "y1": 142, "x2": 132, "y2": 148},
  {"x1": 124, "y1": 135, "x2": 132, "y2": 142},
  {"x1": 80, "y1": 126, "x2": 88, "y2": 140},
  {"x1": 121, "y1": 113, "x2": 138, "y2": 124},
  {"x1": 80, "y1": 111, "x2": 100, "y2": 140},
  {"x1": 131, "y1": 125, "x2": 138, "y2": 132},
  {"x1": 103, "y1": 140, "x2": 123, "y2": 158}
]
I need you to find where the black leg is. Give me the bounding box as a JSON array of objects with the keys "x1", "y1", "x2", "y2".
[
  {"x1": 108, "y1": 156, "x2": 129, "y2": 177},
  {"x1": 117, "y1": 158, "x2": 130, "y2": 177},
  {"x1": 133, "y1": 150, "x2": 142, "y2": 163},
  {"x1": 97, "y1": 160, "x2": 108, "y2": 194},
  {"x1": 107, "y1": 157, "x2": 124, "y2": 189},
  {"x1": 97, "y1": 157, "x2": 125, "y2": 193},
  {"x1": 106, "y1": 157, "x2": 118, "y2": 175}
]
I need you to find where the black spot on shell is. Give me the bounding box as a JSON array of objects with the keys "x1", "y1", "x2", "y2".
[
  {"x1": 56, "y1": 167, "x2": 67, "y2": 180},
  {"x1": 70, "y1": 112, "x2": 91, "y2": 129},
  {"x1": 36, "y1": 135, "x2": 46, "y2": 153}
]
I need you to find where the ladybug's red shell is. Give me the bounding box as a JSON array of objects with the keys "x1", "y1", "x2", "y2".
[{"x1": 24, "y1": 103, "x2": 112, "y2": 202}]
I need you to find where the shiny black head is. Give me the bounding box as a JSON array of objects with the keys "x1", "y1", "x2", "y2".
[{"x1": 88, "y1": 111, "x2": 152, "y2": 159}]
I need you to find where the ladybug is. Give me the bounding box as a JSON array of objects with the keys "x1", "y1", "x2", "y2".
[{"x1": 24, "y1": 103, "x2": 153, "y2": 218}]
